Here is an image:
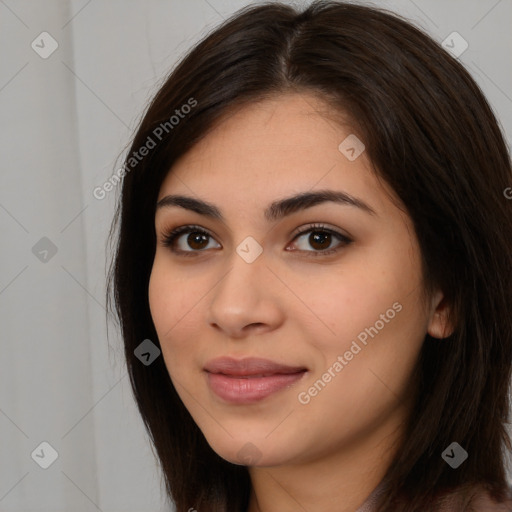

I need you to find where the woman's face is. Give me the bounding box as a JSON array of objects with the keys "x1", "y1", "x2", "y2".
[{"x1": 149, "y1": 93, "x2": 450, "y2": 469}]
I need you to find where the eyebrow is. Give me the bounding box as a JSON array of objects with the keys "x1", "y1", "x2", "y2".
[{"x1": 155, "y1": 189, "x2": 376, "y2": 222}]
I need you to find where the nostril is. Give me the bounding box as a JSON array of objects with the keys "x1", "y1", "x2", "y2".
[{"x1": 245, "y1": 323, "x2": 265, "y2": 331}]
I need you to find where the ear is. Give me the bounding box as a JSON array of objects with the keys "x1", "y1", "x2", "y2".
[{"x1": 427, "y1": 290, "x2": 455, "y2": 339}]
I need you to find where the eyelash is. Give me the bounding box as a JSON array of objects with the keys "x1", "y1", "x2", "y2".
[{"x1": 160, "y1": 223, "x2": 352, "y2": 258}]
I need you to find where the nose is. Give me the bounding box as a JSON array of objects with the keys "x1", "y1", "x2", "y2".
[{"x1": 206, "y1": 247, "x2": 284, "y2": 339}]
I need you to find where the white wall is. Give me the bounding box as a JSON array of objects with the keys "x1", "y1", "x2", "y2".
[{"x1": 0, "y1": 0, "x2": 510, "y2": 510}]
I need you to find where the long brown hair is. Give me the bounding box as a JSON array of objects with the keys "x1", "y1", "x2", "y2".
[{"x1": 106, "y1": 2, "x2": 512, "y2": 510}]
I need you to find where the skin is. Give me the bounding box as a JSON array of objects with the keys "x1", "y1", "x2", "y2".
[{"x1": 148, "y1": 93, "x2": 453, "y2": 512}]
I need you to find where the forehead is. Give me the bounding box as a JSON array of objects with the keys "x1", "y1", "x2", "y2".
[{"x1": 156, "y1": 93, "x2": 397, "y2": 219}]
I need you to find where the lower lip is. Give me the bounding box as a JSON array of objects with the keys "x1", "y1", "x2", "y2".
[{"x1": 206, "y1": 371, "x2": 307, "y2": 404}]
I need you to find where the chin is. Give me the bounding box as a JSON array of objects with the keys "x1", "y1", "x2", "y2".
[{"x1": 206, "y1": 436, "x2": 293, "y2": 467}]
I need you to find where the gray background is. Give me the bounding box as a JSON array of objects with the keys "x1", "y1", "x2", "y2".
[{"x1": 0, "y1": 0, "x2": 511, "y2": 511}]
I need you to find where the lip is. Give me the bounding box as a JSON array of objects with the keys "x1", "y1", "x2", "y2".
[
  {"x1": 204, "y1": 357, "x2": 308, "y2": 404},
  {"x1": 204, "y1": 356, "x2": 307, "y2": 376}
]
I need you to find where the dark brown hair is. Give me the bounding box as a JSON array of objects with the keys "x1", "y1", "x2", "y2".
[{"x1": 106, "y1": 1, "x2": 512, "y2": 510}]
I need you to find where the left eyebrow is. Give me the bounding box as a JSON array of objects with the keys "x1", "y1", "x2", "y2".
[{"x1": 155, "y1": 189, "x2": 377, "y2": 222}]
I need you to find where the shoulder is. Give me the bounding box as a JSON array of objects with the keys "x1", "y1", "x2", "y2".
[
  {"x1": 469, "y1": 489, "x2": 512, "y2": 511},
  {"x1": 439, "y1": 484, "x2": 512, "y2": 512}
]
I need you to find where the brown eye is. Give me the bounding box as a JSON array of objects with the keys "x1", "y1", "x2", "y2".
[
  {"x1": 161, "y1": 225, "x2": 220, "y2": 256},
  {"x1": 161, "y1": 223, "x2": 352, "y2": 258},
  {"x1": 289, "y1": 224, "x2": 352, "y2": 257},
  {"x1": 308, "y1": 231, "x2": 332, "y2": 250},
  {"x1": 186, "y1": 232, "x2": 210, "y2": 250}
]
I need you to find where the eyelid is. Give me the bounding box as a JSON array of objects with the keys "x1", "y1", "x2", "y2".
[
  {"x1": 159, "y1": 224, "x2": 218, "y2": 256},
  {"x1": 159, "y1": 222, "x2": 352, "y2": 256},
  {"x1": 288, "y1": 223, "x2": 352, "y2": 256},
  {"x1": 289, "y1": 222, "x2": 352, "y2": 240}
]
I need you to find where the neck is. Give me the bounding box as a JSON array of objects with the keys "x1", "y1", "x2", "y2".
[{"x1": 246, "y1": 406, "x2": 405, "y2": 512}]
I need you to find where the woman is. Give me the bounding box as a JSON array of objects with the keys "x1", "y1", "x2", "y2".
[{"x1": 106, "y1": 1, "x2": 512, "y2": 510}]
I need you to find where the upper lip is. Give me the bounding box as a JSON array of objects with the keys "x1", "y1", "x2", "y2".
[{"x1": 204, "y1": 357, "x2": 307, "y2": 377}]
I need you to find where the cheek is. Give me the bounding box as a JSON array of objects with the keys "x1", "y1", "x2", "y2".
[
  {"x1": 294, "y1": 270, "x2": 426, "y2": 436},
  {"x1": 148, "y1": 255, "x2": 200, "y2": 331},
  {"x1": 148, "y1": 258, "x2": 192, "y2": 361},
  {"x1": 148, "y1": 256, "x2": 218, "y2": 381},
  {"x1": 148, "y1": 260, "x2": 172, "y2": 334},
  {"x1": 298, "y1": 238, "x2": 426, "y2": 373},
  {"x1": 294, "y1": 263, "x2": 410, "y2": 355}
]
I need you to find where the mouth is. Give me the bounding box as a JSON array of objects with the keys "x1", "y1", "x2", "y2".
[{"x1": 204, "y1": 357, "x2": 308, "y2": 404}]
